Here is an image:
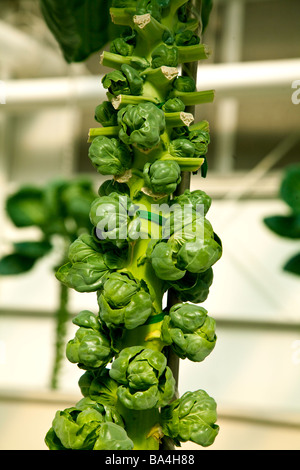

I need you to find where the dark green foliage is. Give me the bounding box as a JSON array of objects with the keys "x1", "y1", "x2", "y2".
[{"x1": 39, "y1": 0, "x2": 122, "y2": 63}]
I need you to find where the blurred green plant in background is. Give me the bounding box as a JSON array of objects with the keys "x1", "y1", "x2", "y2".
[
  {"x1": 264, "y1": 164, "x2": 300, "y2": 277},
  {"x1": 0, "y1": 178, "x2": 97, "y2": 389}
]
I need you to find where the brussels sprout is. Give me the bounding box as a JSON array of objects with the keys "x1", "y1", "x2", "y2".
[
  {"x1": 162, "y1": 98, "x2": 185, "y2": 113},
  {"x1": 98, "y1": 179, "x2": 130, "y2": 197},
  {"x1": 163, "y1": 204, "x2": 214, "y2": 241},
  {"x1": 121, "y1": 64, "x2": 144, "y2": 96},
  {"x1": 188, "y1": 129, "x2": 210, "y2": 156},
  {"x1": 176, "y1": 236, "x2": 222, "y2": 274},
  {"x1": 102, "y1": 69, "x2": 130, "y2": 96},
  {"x1": 143, "y1": 160, "x2": 181, "y2": 195},
  {"x1": 172, "y1": 189, "x2": 212, "y2": 216},
  {"x1": 175, "y1": 30, "x2": 200, "y2": 46},
  {"x1": 173, "y1": 76, "x2": 196, "y2": 93},
  {"x1": 97, "y1": 272, "x2": 153, "y2": 329},
  {"x1": 169, "y1": 138, "x2": 196, "y2": 159},
  {"x1": 161, "y1": 389, "x2": 219, "y2": 447},
  {"x1": 109, "y1": 346, "x2": 175, "y2": 410},
  {"x1": 93, "y1": 422, "x2": 134, "y2": 450},
  {"x1": 161, "y1": 303, "x2": 217, "y2": 362},
  {"x1": 89, "y1": 193, "x2": 135, "y2": 248},
  {"x1": 45, "y1": 399, "x2": 133, "y2": 450},
  {"x1": 56, "y1": 234, "x2": 125, "y2": 293},
  {"x1": 110, "y1": 37, "x2": 134, "y2": 56},
  {"x1": 94, "y1": 101, "x2": 118, "y2": 127},
  {"x1": 147, "y1": 241, "x2": 186, "y2": 281},
  {"x1": 79, "y1": 368, "x2": 119, "y2": 408},
  {"x1": 110, "y1": 28, "x2": 136, "y2": 57},
  {"x1": 151, "y1": 44, "x2": 178, "y2": 68},
  {"x1": 66, "y1": 311, "x2": 113, "y2": 370},
  {"x1": 102, "y1": 64, "x2": 143, "y2": 96},
  {"x1": 136, "y1": 0, "x2": 169, "y2": 21},
  {"x1": 167, "y1": 269, "x2": 214, "y2": 304},
  {"x1": 149, "y1": 201, "x2": 222, "y2": 279},
  {"x1": 118, "y1": 102, "x2": 166, "y2": 150},
  {"x1": 88, "y1": 136, "x2": 132, "y2": 177}
]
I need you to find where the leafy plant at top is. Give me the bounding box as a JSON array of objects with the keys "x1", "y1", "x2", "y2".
[{"x1": 264, "y1": 164, "x2": 300, "y2": 276}]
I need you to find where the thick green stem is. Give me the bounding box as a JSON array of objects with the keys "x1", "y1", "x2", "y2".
[
  {"x1": 117, "y1": 402, "x2": 161, "y2": 450},
  {"x1": 88, "y1": 126, "x2": 119, "y2": 142},
  {"x1": 171, "y1": 89, "x2": 215, "y2": 106}
]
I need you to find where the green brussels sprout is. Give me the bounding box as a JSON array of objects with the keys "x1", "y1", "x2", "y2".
[
  {"x1": 89, "y1": 193, "x2": 135, "y2": 248},
  {"x1": 66, "y1": 311, "x2": 113, "y2": 370},
  {"x1": 102, "y1": 65, "x2": 143, "y2": 96},
  {"x1": 162, "y1": 29, "x2": 175, "y2": 45},
  {"x1": 93, "y1": 422, "x2": 134, "y2": 450},
  {"x1": 143, "y1": 160, "x2": 181, "y2": 195},
  {"x1": 88, "y1": 136, "x2": 132, "y2": 177},
  {"x1": 45, "y1": 399, "x2": 133, "y2": 450},
  {"x1": 173, "y1": 76, "x2": 196, "y2": 93},
  {"x1": 56, "y1": 234, "x2": 125, "y2": 293},
  {"x1": 102, "y1": 69, "x2": 130, "y2": 96},
  {"x1": 122, "y1": 64, "x2": 144, "y2": 96},
  {"x1": 162, "y1": 205, "x2": 214, "y2": 242},
  {"x1": 176, "y1": 236, "x2": 222, "y2": 274},
  {"x1": 110, "y1": 28, "x2": 136, "y2": 57},
  {"x1": 79, "y1": 368, "x2": 119, "y2": 408},
  {"x1": 148, "y1": 201, "x2": 222, "y2": 279},
  {"x1": 109, "y1": 346, "x2": 175, "y2": 410},
  {"x1": 170, "y1": 125, "x2": 189, "y2": 140},
  {"x1": 169, "y1": 138, "x2": 196, "y2": 159},
  {"x1": 110, "y1": 37, "x2": 134, "y2": 56},
  {"x1": 175, "y1": 30, "x2": 200, "y2": 46},
  {"x1": 97, "y1": 272, "x2": 153, "y2": 329},
  {"x1": 166, "y1": 269, "x2": 214, "y2": 304},
  {"x1": 98, "y1": 179, "x2": 130, "y2": 197},
  {"x1": 118, "y1": 102, "x2": 166, "y2": 150},
  {"x1": 136, "y1": 0, "x2": 169, "y2": 21},
  {"x1": 162, "y1": 98, "x2": 185, "y2": 113},
  {"x1": 94, "y1": 101, "x2": 118, "y2": 127},
  {"x1": 172, "y1": 189, "x2": 212, "y2": 216},
  {"x1": 147, "y1": 241, "x2": 185, "y2": 281},
  {"x1": 161, "y1": 389, "x2": 219, "y2": 447},
  {"x1": 151, "y1": 44, "x2": 178, "y2": 68},
  {"x1": 188, "y1": 129, "x2": 210, "y2": 156},
  {"x1": 161, "y1": 303, "x2": 217, "y2": 362}
]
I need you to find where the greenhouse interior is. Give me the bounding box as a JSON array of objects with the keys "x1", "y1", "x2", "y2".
[{"x1": 0, "y1": 0, "x2": 300, "y2": 451}]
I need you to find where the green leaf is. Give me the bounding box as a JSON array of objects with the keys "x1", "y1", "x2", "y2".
[
  {"x1": 283, "y1": 253, "x2": 300, "y2": 276},
  {"x1": 264, "y1": 214, "x2": 300, "y2": 239},
  {"x1": 0, "y1": 254, "x2": 36, "y2": 275},
  {"x1": 201, "y1": 0, "x2": 213, "y2": 34},
  {"x1": 6, "y1": 187, "x2": 46, "y2": 228},
  {"x1": 39, "y1": 0, "x2": 122, "y2": 63},
  {"x1": 280, "y1": 165, "x2": 300, "y2": 214},
  {"x1": 13, "y1": 240, "x2": 52, "y2": 259}
]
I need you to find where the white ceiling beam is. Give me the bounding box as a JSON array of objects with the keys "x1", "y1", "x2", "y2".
[{"x1": 1, "y1": 58, "x2": 299, "y2": 111}]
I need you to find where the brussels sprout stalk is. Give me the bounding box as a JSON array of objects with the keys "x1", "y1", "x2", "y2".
[{"x1": 45, "y1": 0, "x2": 222, "y2": 451}]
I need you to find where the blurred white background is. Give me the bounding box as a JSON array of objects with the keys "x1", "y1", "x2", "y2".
[{"x1": 0, "y1": 0, "x2": 300, "y2": 450}]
